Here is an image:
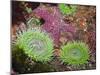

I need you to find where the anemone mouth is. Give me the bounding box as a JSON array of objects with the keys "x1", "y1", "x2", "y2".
[
  {"x1": 60, "y1": 41, "x2": 89, "y2": 65},
  {"x1": 68, "y1": 49, "x2": 82, "y2": 59},
  {"x1": 15, "y1": 28, "x2": 54, "y2": 62},
  {"x1": 28, "y1": 39, "x2": 46, "y2": 54}
]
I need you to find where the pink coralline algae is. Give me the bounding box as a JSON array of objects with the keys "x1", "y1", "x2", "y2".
[{"x1": 33, "y1": 5, "x2": 76, "y2": 46}]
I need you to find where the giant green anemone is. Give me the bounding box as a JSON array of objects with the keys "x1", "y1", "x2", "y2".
[
  {"x1": 60, "y1": 41, "x2": 89, "y2": 65},
  {"x1": 15, "y1": 28, "x2": 54, "y2": 62}
]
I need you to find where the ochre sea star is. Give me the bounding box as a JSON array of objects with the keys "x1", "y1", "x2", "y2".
[{"x1": 33, "y1": 5, "x2": 76, "y2": 46}]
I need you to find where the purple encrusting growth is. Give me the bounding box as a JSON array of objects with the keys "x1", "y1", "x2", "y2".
[{"x1": 33, "y1": 5, "x2": 76, "y2": 46}]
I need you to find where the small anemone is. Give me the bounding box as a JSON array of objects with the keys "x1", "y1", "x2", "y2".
[
  {"x1": 26, "y1": 17, "x2": 41, "y2": 28},
  {"x1": 15, "y1": 28, "x2": 54, "y2": 62},
  {"x1": 60, "y1": 41, "x2": 89, "y2": 65},
  {"x1": 58, "y1": 4, "x2": 77, "y2": 15}
]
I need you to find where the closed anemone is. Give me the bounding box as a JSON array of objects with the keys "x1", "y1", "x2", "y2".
[
  {"x1": 60, "y1": 41, "x2": 89, "y2": 65},
  {"x1": 15, "y1": 28, "x2": 54, "y2": 62}
]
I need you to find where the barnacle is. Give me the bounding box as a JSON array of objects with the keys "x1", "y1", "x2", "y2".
[
  {"x1": 60, "y1": 41, "x2": 89, "y2": 65},
  {"x1": 15, "y1": 28, "x2": 54, "y2": 62},
  {"x1": 58, "y1": 3, "x2": 77, "y2": 15}
]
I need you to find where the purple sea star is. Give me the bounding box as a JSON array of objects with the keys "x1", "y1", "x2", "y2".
[{"x1": 33, "y1": 5, "x2": 76, "y2": 46}]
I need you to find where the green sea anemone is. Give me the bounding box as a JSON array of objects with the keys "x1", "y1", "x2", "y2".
[
  {"x1": 15, "y1": 28, "x2": 54, "y2": 62},
  {"x1": 60, "y1": 41, "x2": 89, "y2": 65},
  {"x1": 26, "y1": 17, "x2": 41, "y2": 28},
  {"x1": 58, "y1": 4, "x2": 77, "y2": 15}
]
